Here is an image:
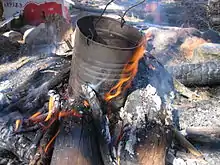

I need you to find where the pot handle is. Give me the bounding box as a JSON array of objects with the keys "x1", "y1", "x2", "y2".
[
  {"x1": 95, "y1": 0, "x2": 146, "y2": 28},
  {"x1": 87, "y1": 0, "x2": 146, "y2": 46},
  {"x1": 120, "y1": 0, "x2": 146, "y2": 28}
]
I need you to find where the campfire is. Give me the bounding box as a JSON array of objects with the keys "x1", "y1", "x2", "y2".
[
  {"x1": 0, "y1": 0, "x2": 220, "y2": 165},
  {"x1": 12, "y1": 15, "x2": 156, "y2": 164}
]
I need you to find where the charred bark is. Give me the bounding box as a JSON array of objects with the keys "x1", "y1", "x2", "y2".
[
  {"x1": 167, "y1": 60, "x2": 220, "y2": 86},
  {"x1": 1, "y1": 63, "x2": 70, "y2": 116},
  {"x1": 50, "y1": 116, "x2": 103, "y2": 165},
  {"x1": 0, "y1": 121, "x2": 35, "y2": 164}
]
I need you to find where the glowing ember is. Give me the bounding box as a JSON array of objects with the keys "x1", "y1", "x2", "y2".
[
  {"x1": 180, "y1": 36, "x2": 208, "y2": 59},
  {"x1": 43, "y1": 117, "x2": 57, "y2": 131},
  {"x1": 58, "y1": 109, "x2": 82, "y2": 118},
  {"x1": 15, "y1": 119, "x2": 21, "y2": 131},
  {"x1": 83, "y1": 100, "x2": 90, "y2": 108},
  {"x1": 44, "y1": 129, "x2": 60, "y2": 153},
  {"x1": 104, "y1": 33, "x2": 151, "y2": 102}
]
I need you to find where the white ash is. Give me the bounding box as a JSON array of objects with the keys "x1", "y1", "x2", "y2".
[
  {"x1": 120, "y1": 84, "x2": 162, "y2": 126},
  {"x1": 120, "y1": 84, "x2": 163, "y2": 155},
  {"x1": 162, "y1": 91, "x2": 175, "y2": 126},
  {"x1": 3, "y1": 30, "x2": 22, "y2": 41},
  {"x1": 173, "y1": 158, "x2": 186, "y2": 165}
]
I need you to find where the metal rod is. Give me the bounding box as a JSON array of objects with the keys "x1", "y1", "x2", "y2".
[
  {"x1": 120, "y1": 0, "x2": 146, "y2": 27},
  {"x1": 94, "y1": 0, "x2": 116, "y2": 27}
]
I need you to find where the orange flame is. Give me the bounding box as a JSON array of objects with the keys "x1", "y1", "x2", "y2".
[
  {"x1": 105, "y1": 33, "x2": 151, "y2": 102},
  {"x1": 15, "y1": 119, "x2": 21, "y2": 131},
  {"x1": 29, "y1": 112, "x2": 41, "y2": 120},
  {"x1": 45, "y1": 96, "x2": 54, "y2": 121},
  {"x1": 44, "y1": 129, "x2": 60, "y2": 153},
  {"x1": 83, "y1": 100, "x2": 90, "y2": 108},
  {"x1": 58, "y1": 109, "x2": 82, "y2": 118}
]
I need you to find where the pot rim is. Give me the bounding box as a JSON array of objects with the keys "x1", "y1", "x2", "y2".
[{"x1": 76, "y1": 15, "x2": 146, "y2": 50}]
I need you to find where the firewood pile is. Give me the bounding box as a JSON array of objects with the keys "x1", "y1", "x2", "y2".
[{"x1": 0, "y1": 0, "x2": 219, "y2": 165}]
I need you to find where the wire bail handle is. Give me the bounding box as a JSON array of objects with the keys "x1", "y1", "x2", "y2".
[
  {"x1": 87, "y1": 0, "x2": 146, "y2": 45},
  {"x1": 95, "y1": 0, "x2": 146, "y2": 28}
]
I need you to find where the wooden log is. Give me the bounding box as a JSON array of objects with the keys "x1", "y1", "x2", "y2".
[
  {"x1": 183, "y1": 127, "x2": 220, "y2": 146},
  {"x1": 50, "y1": 116, "x2": 103, "y2": 165},
  {"x1": 186, "y1": 127, "x2": 220, "y2": 137},
  {"x1": 1, "y1": 64, "x2": 70, "y2": 115},
  {"x1": 50, "y1": 56, "x2": 176, "y2": 165},
  {"x1": 118, "y1": 84, "x2": 172, "y2": 165},
  {"x1": 135, "y1": 125, "x2": 168, "y2": 165},
  {"x1": 167, "y1": 60, "x2": 220, "y2": 86}
]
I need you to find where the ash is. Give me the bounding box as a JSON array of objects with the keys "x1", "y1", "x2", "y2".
[
  {"x1": 120, "y1": 84, "x2": 162, "y2": 127},
  {"x1": 119, "y1": 84, "x2": 163, "y2": 156},
  {"x1": 171, "y1": 86, "x2": 220, "y2": 165}
]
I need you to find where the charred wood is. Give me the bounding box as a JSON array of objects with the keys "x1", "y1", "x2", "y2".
[
  {"x1": 81, "y1": 84, "x2": 116, "y2": 165},
  {"x1": 1, "y1": 64, "x2": 70, "y2": 116},
  {"x1": 29, "y1": 121, "x2": 59, "y2": 165},
  {"x1": 186, "y1": 127, "x2": 220, "y2": 137},
  {"x1": 117, "y1": 84, "x2": 173, "y2": 165},
  {"x1": 0, "y1": 121, "x2": 35, "y2": 164},
  {"x1": 50, "y1": 116, "x2": 103, "y2": 165},
  {"x1": 167, "y1": 60, "x2": 220, "y2": 86}
]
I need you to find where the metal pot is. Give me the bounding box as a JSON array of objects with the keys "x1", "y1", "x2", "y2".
[{"x1": 68, "y1": 15, "x2": 144, "y2": 108}]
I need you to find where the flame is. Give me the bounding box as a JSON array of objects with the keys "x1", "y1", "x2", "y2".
[
  {"x1": 43, "y1": 117, "x2": 57, "y2": 131},
  {"x1": 83, "y1": 100, "x2": 90, "y2": 108},
  {"x1": 15, "y1": 119, "x2": 21, "y2": 131},
  {"x1": 29, "y1": 112, "x2": 41, "y2": 120},
  {"x1": 58, "y1": 109, "x2": 82, "y2": 118},
  {"x1": 44, "y1": 129, "x2": 60, "y2": 153},
  {"x1": 45, "y1": 96, "x2": 55, "y2": 121},
  {"x1": 105, "y1": 33, "x2": 151, "y2": 102}
]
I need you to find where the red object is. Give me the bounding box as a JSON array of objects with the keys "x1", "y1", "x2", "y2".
[
  {"x1": 23, "y1": 2, "x2": 64, "y2": 26},
  {"x1": 23, "y1": 3, "x2": 42, "y2": 26},
  {"x1": 39, "y1": 2, "x2": 62, "y2": 16},
  {"x1": 64, "y1": 6, "x2": 71, "y2": 23}
]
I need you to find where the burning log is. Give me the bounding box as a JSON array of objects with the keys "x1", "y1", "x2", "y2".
[
  {"x1": 81, "y1": 83, "x2": 116, "y2": 165},
  {"x1": 50, "y1": 14, "x2": 147, "y2": 165},
  {"x1": 29, "y1": 120, "x2": 59, "y2": 165}
]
